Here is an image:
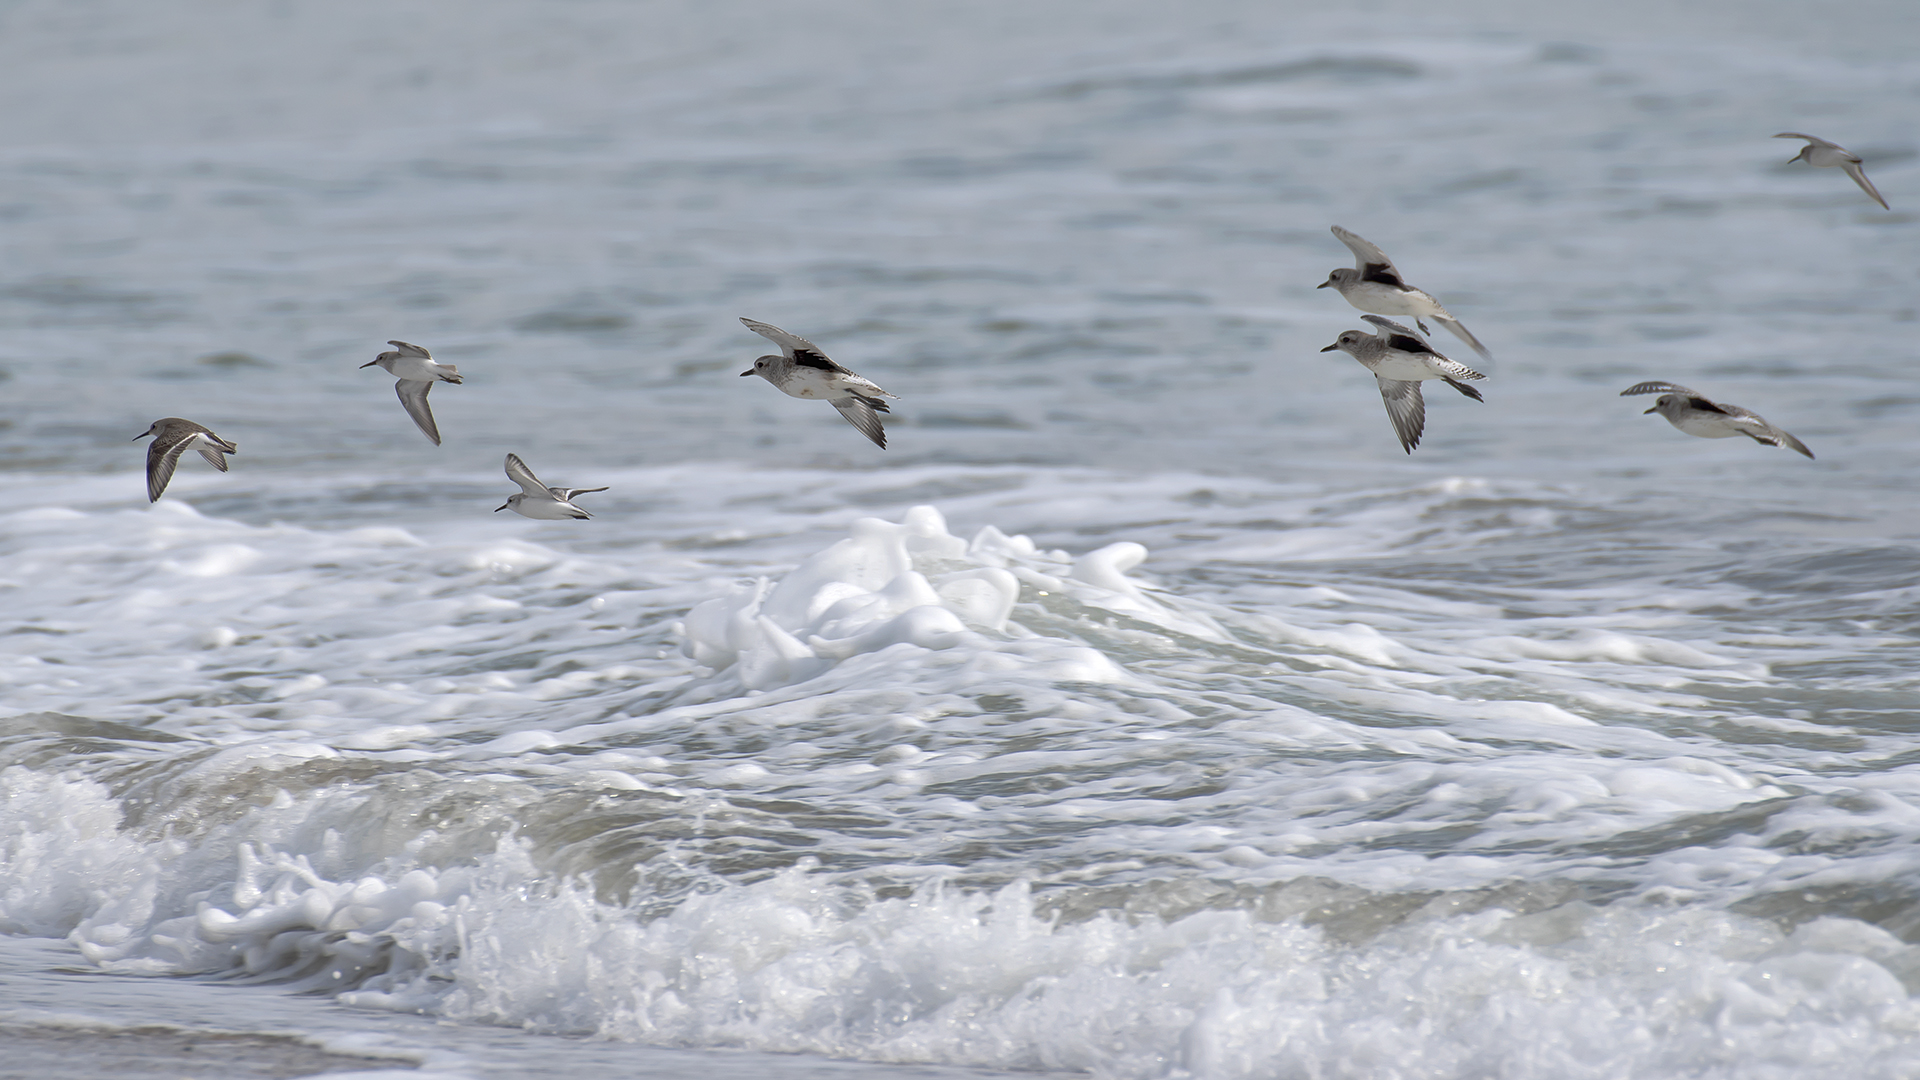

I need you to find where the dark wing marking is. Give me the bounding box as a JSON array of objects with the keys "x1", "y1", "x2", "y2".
[
  {"x1": 1686, "y1": 396, "x2": 1731, "y2": 415},
  {"x1": 791, "y1": 348, "x2": 844, "y2": 372},
  {"x1": 1360, "y1": 261, "x2": 1407, "y2": 287},
  {"x1": 1441, "y1": 376, "x2": 1484, "y2": 402},
  {"x1": 1386, "y1": 332, "x2": 1436, "y2": 355}
]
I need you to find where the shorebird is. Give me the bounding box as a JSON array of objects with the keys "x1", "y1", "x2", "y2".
[
  {"x1": 1621, "y1": 381, "x2": 1814, "y2": 458},
  {"x1": 494, "y1": 454, "x2": 607, "y2": 519},
  {"x1": 738, "y1": 317, "x2": 897, "y2": 448},
  {"x1": 1322, "y1": 315, "x2": 1487, "y2": 453},
  {"x1": 1774, "y1": 132, "x2": 1890, "y2": 210},
  {"x1": 1318, "y1": 225, "x2": 1492, "y2": 360},
  {"x1": 361, "y1": 340, "x2": 463, "y2": 445},
  {"x1": 133, "y1": 418, "x2": 236, "y2": 502}
]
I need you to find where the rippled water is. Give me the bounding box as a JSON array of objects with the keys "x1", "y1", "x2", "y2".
[{"x1": 2, "y1": 2, "x2": 1919, "y2": 1077}]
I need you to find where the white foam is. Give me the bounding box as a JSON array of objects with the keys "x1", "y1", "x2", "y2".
[{"x1": 676, "y1": 506, "x2": 1177, "y2": 691}]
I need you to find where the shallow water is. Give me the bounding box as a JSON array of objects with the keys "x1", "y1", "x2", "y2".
[{"x1": 2, "y1": 1, "x2": 1919, "y2": 1077}]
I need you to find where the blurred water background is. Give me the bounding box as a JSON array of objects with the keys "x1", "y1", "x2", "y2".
[{"x1": 2, "y1": 1, "x2": 1919, "y2": 1077}]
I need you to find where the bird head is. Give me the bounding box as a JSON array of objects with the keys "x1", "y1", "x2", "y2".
[{"x1": 1321, "y1": 331, "x2": 1366, "y2": 355}]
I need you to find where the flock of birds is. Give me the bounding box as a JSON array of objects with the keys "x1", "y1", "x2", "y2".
[
  {"x1": 131, "y1": 130, "x2": 1877, "y2": 505},
  {"x1": 1298, "y1": 130, "x2": 1881, "y2": 456}
]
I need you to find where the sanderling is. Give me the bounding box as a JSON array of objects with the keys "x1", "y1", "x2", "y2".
[
  {"x1": 1318, "y1": 225, "x2": 1492, "y2": 360},
  {"x1": 133, "y1": 418, "x2": 236, "y2": 502},
  {"x1": 1775, "y1": 132, "x2": 1890, "y2": 210},
  {"x1": 495, "y1": 453, "x2": 607, "y2": 519},
  {"x1": 739, "y1": 317, "x2": 897, "y2": 448},
  {"x1": 1621, "y1": 381, "x2": 1814, "y2": 458},
  {"x1": 361, "y1": 340, "x2": 463, "y2": 446},
  {"x1": 1322, "y1": 315, "x2": 1487, "y2": 453}
]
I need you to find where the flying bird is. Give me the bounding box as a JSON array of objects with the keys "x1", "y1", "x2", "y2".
[
  {"x1": 495, "y1": 453, "x2": 607, "y2": 519},
  {"x1": 738, "y1": 317, "x2": 897, "y2": 448},
  {"x1": 1318, "y1": 226, "x2": 1492, "y2": 360},
  {"x1": 361, "y1": 340, "x2": 463, "y2": 445},
  {"x1": 1321, "y1": 315, "x2": 1487, "y2": 453},
  {"x1": 1621, "y1": 381, "x2": 1814, "y2": 458},
  {"x1": 133, "y1": 418, "x2": 237, "y2": 502},
  {"x1": 1774, "y1": 132, "x2": 1890, "y2": 210}
]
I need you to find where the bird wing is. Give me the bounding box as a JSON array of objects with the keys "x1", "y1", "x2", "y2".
[
  {"x1": 396, "y1": 379, "x2": 442, "y2": 445},
  {"x1": 1841, "y1": 160, "x2": 1891, "y2": 209},
  {"x1": 145, "y1": 431, "x2": 194, "y2": 502},
  {"x1": 1619, "y1": 380, "x2": 1703, "y2": 399},
  {"x1": 1720, "y1": 406, "x2": 1816, "y2": 458},
  {"x1": 1432, "y1": 315, "x2": 1493, "y2": 361},
  {"x1": 504, "y1": 453, "x2": 550, "y2": 497},
  {"x1": 1360, "y1": 314, "x2": 1424, "y2": 341},
  {"x1": 386, "y1": 340, "x2": 434, "y2": 359},
  {"x1": 832, "y1": 396, "x2": 890, "y2": 449},
  {"x1": 192, "y1": 435, "x2": 234, "y2": 472},
  {"x1": 834, "y1": 372, "x2": 898, "y2": 400},
  {"x1": 556, "y1": 486, "x2": 609, "y2": 501},
  {"x1": 1772, "y1": 429, "x2": 1816, "y2": 460},
  {"x1": 1773, "y1": 132, "x2": 1839, "y2": 149},
  {"x1": 1331, "y1": 226, "x2": 1405, "y2": 286},
  {"x1": 740, "y1": 317, "x2": 848, "y2": 371},
  {"x1": 1375, "y1": 377, "x2": 1427, "y2": 454},
  {"x1": 1360, "y1": 314, "x2": 1441, "y2": 357}
]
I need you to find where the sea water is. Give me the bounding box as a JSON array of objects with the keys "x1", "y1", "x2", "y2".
[{"x1": 2, "y1": 1, "x2": 1919, "y2": 1077}]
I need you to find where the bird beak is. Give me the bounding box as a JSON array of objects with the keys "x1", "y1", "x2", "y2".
[
  {"x1": 494, "y1": 503, "x2": 508, "y2": 512},
  {"x1": 131, "y1": 432, "x2": 145, "y2": 441},
  {"x1": 1320, "y1": 344, "x2": 1339, "y2": 352},
  {"x1": 1315, "y1": 279, "x2": 1331, "y2": 289},
  {"x1": 1643, "y1": 406, "x2": 1658, "y2": 414},
  {"x1": 739, "y1": 369, "x2": 755, "y2": 377},
  {"x1": 359, "y1": 360, "x2": 379, "y2": 368}
]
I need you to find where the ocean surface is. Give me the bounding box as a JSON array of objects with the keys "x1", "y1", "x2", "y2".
[{"x1": 3, "y1": 1, "x2": 1920, "y2": 1077}]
